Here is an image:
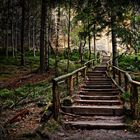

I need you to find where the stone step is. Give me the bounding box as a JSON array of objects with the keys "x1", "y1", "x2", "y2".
[
  {"x1": 87, "y1": 72, "x2": 106, "y2": 76},
  {"x1": 81, "y1": 88, "x2": 119, "y2": 91},
  {"x1": 74, "y1": 95, "x2": 119, "y2": 100},
  {"x1": 85, "y1": 79, "x2": 112, "y2": 82},
  {"x1": 82, "y1": 85, "x2": 113, "y2": 89},
  {"x1": 94, "y1": 66, "x2": 107, "y2": 71},
  {"x1": 62, "y1": 105, "x2": 124, "y2": 116},
  {"x1": 80, "y1": 88, "x2": 119, "y2": 93},
  {"x1": 86, "y1": 77, "x2": 111, "y2": 81},
  {"x1": 64, "y1": 121, "x2": 126, "y2": 130},
  {"x1": 85, "y1": 81, "x2": 113, "y2": 85},
  {"x1": 64, "y1": 115, "x2": 125, "y2": 122},
  {"x1": 86, "y1": 75, "x2": 108, "y2": 78},
  {"x1": 63, "y1": 110, "x2": 126, "y2": 130},
  {"x1": 85, "y1": 80, "x2": 112, "y2": 84},
  {"x1": 74, "y1": 99, "x2": 121, "y2": 105},
  {"x1": 79, "y1": 90, "x2": 119, "y2": 96},
  {"x1": 86, "y1": 76, "x2": 107, "y2": 79}
]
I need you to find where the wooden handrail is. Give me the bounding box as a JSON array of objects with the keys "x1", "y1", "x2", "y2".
[
  {"x1": 107, "y1": 60, "x2": 140, "y2": 119},
  {"x1": 52, "y1": 59, "x2": 95, "y2": 120},
  {"x1": 113, "y1": 66, "x2": 140, "y2": 86},
  {"x1": 53, "y1": 66, "x2": 87, "y2": 82}
]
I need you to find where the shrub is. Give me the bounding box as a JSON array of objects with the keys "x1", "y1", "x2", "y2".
[{"x1": 58, "y1": 59, "x2": 76, "y2": 75}]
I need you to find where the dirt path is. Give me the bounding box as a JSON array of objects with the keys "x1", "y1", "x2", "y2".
[
  {"x1": 50, "y1": 129, "x2": 140, "y2": 140},
  {"x1": 0, "y1": 69, "x2": 54, "y2": 89}
]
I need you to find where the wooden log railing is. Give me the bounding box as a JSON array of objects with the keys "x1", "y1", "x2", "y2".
[
  {"x1": 52, "y1": 59, "x2": 96, "y2": 120},
  {"x1": 107, "y1": 60, "x2": 140, "y2": 119}
]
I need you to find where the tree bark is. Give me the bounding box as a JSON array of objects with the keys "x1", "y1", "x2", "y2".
[
  {"x1": 111, "y1": 15, "x2": 117, "y2": 79},
  {"x1": 67, "y1": 0, "x2": 71, "y2": 72},
  {"x1": 11, "y1": 0, "x2": 14, "y2": 58},
  {"x1": 93, "y1": 25, "x2": 96, "y2": 62},
  {"x1": 6, "y1": 0, "x2": 10, "y2": 57},
  {"x1": 88, "y1": 32, "x2": 91, "y2": 60},
  {"x1": 55, "y1": 0, "x2": 60, "y2": 76},
  {"x1": 20, "y1": 0, "x2": 25, "y2": 66},
  {"x1": 40, "y1": 0, "x2": 47, "y2": 72}
]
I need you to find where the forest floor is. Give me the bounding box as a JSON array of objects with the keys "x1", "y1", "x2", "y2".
[{"x1": 0, "y1": 67, "x2": 140, "y2": 140}]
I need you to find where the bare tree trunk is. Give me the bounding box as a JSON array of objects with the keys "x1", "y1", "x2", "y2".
[
  {"x1": 6, "y1": 0, "x2": 10, "y2": 57},
  {"x1": 45, "y1": 0, "x2": 53, "y2": 71},
  {"x1": 32, "y1": 22, "x2": 36, "y2": 57},
  {"x1": 67, "y1": 0, "x2": 71, "y2": 72},
  {"x1": 28, "y1": 20, "x2": 31, "y2": 50},
  {"x1": 11, "y1": 0, "x2": 15, "y2": 57},
  {"x1": 27, "y1": 0, "x2": 31, "y2": 50},
  {"x1": 79, "y1": 38, "x2": 82, "y2": 62},
  {"x1": 40, "y1": 0, "x2": 47, "y2": 72},
  {"x1": 15, "y1": 16, "x2": 18, "y2": 58},
  {"x1": 11, "y1": 17, "x2": 14, "y2": 57},
  {"x1": 111, "y1": 15, "x2": 117, "y2": 79},
  {"x1": 20, "y1": 0, "x2": 25, "y2": 66},
  {"x1": 88, "y1": 32, "x2": 91, "y2": 60},
  {"x1": 55, "y1": 0, "x2": 60, "y2": 76},
  {"x1": 47, "y1": 0, "x2": 53, "y2": 70},
  {"x1": 93, "y1": 25, "x2": 96, "y2": 62}
]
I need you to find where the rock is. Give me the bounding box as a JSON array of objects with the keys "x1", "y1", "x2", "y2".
[
  {"x1": 37, "y1": 100, "x2": 47, "y2": 107},
  {"x1": 62, "y1": 97, "x2": 73, "y2": 106}
]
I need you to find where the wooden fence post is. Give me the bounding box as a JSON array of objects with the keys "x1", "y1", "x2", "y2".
[
  {"x1": 69, "y1": 75, "x2": 74, "y2": 95},
  {"x1": 124, "y1": 75, "x2": 128, "y2": 92},
  {"x1": 130, "y1": 83, "x2": 138, "y2": 119},
  {"x1": 52, "y1": 80, "x2": 60, "y2": 120},
  {"x1": 84, "y1": 67, "x2": 87, "y2": 80},
  {"x1": 118, "y1": 71, "x2": 121, "y2": 86},
  {"x1": 76, "y1": 72, "x2": 79, "y2": 85},
  {"x1": 113, "y1": 67, "x2": 116, "y2": 79}
]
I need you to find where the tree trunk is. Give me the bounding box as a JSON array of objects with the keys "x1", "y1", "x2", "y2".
[
  {"x1": 11, "y1": 0, "x2": 14, "y2": 57},
  {"x1": 21, "y1": 0, "x2": 25, "y2": 66},
  {"x1": 79, "y1": 38, "x2": 82, "y2": 62},
  {"x1": 67, "y1": 0, "x2": 71, "y2": 72},
  {"x1": 15, "y1": 13, "x2": 18, "y2": 58},
  {"x1": 47, "y1": 1, "x2": 53, "y2": 70},
  {"x1": 111, "y1": 15, "x2": 117, "y2": 79},
  {"x1": 79, "y1": 36, "x2": 86, "y2": 63},
  {"x1": 32, "y1": 23, "x2": 36, "y2": 57},
  {"x1": 93, "y1": 25, "x2": 96, "y2": 62},
  {"x1": 55, "y1": 0, "x2": 60, "y2": 76},
  {"x1": 88, "y1": 33, "x2": 91, "y2": 60},
  {"x1": 27, "y1": 0, "x2": 31, "y2": 50},
  {"x1": 6, "y1": 0, "x2": 10, "y2": 57},
  {"x1": 40, "y1": 0, "x2": 47, "y2": 72}
]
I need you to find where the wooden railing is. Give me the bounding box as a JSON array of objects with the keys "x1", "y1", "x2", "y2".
[
  {"x1": 52, "y1": 59, "x2": 95, "y2": 120},
  {"x1": 107, "y1": 60, "x2": 140, "y2": 119}
]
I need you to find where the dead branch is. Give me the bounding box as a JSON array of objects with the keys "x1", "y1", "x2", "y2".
[{"x1": 5, "y1": 109, "x2": 29, "y2": 125}]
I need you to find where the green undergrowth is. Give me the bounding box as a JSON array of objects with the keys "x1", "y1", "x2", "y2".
[
  {"x1": 0, "y1": 82, "x2": 52, "y2": 108},
  {"x1": 0, "y1": 55, "x2": 40, "y2": 80},
  {"x1": 118, "y1": 54, "x2": 140, "y2": 72},
  {"x1": 0, "y1": 49, "x2": 93, "y2": 80},
  {"x1": 0, "y1": 49, "x2": 95, "y2": 108},
  {"x1": 45, "y1": 119, "x2": 60, "y2": 133},
  {"x1": 121, "y1": 91, "x2": 131, "y2": 102}
]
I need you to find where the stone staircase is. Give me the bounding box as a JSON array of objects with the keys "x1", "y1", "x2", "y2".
[{"x1": 61, "y1": 57, "x2": 126, "y2": 129}]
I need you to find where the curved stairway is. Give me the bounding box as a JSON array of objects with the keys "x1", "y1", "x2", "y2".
[{"x1": 62, "y1": 57, "x2": 126, "y2": 129}]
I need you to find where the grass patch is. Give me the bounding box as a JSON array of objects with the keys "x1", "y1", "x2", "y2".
[
  {"x1": 118, "y1": 54, "x2": 140, "y2": 72},
  {"x1": 45, "y1": 119, "x2": 59, "y2": 132},
  {"x1": 0, "y1": 81, "x2": 52, "y2": 108},
  {"x1": 0, "y1": 55, "x2": 40, "y2": 80}
]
